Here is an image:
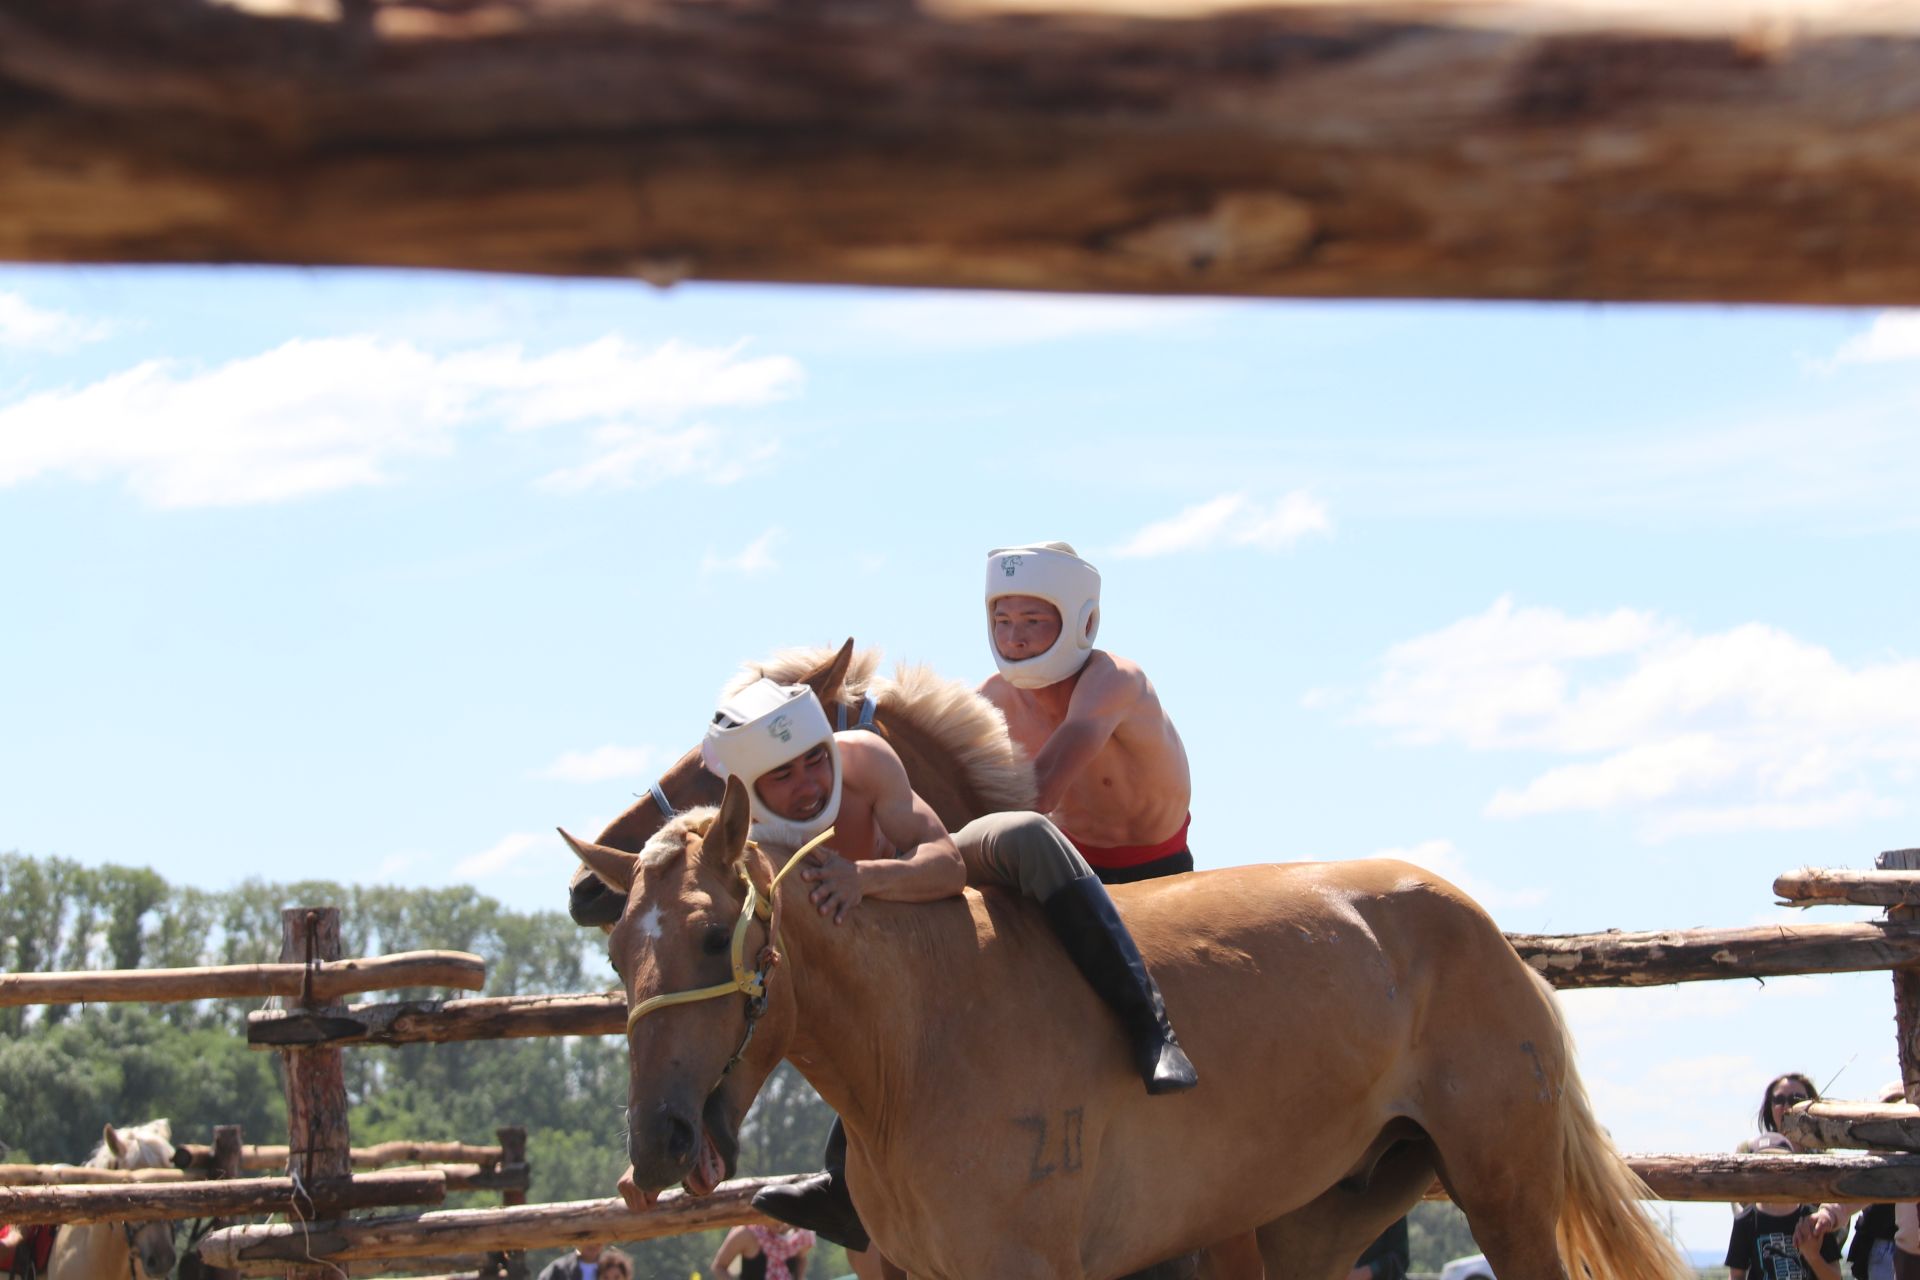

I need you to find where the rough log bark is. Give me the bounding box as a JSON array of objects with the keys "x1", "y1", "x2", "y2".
[
  {"x1": 0, "y1": 952, "x2": 485, "y2": 1008},
  {"x1": 0, "y1": 1170, "x2": 448, "y2": 1227},
  {"x1": 1775, "y1": 868, "x2": 1920, "y2": 908},
  {"x1": 283, "y1": 907, "x2": 353, "y2": 1280},
  {"x1": 1509, "y1": 919, "x2": 1920, "y2": 990},
  {"x1": 197, "y1": 1178, "x2": 805, "y2": 1266},
  {"x1": 173, "y1": 1143, "x2": 506, "y2": 1173},
  {"x1": 204, "y1": 1125, "x2": 245, "y2": 1280},
  {"x1": 1428, "y1": 1152, "x2": 1920, "y2": 1202},
  {"x1": 0, "y1": 1166, "x2": 191, "y2": 1186},
  {"x1": 16, "y1": 1, "x2": 1920, "y2": 303},
  {"x1": 1778, "y1": 1101, "x2": 1920, "y2": 1152},
  {"x1": 1880, "y1": 850, "x2": 1920, "y2": 1104},
  {"x1": 248, "y1": 919, "x2": 1920, "y2": 1047}
]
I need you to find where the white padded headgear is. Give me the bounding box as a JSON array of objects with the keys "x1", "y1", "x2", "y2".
[
  {"x1": 701, "y1": 679, "x2": 842, "y2": 848},
  {"x1": 985, "y1": 543, "x2": 1101, "y2": 689}
]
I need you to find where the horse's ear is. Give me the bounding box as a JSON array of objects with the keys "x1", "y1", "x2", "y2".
[
  {"x1": 801, "y1": 639, "x2": 856, "y2": 707},
  {"x1": 104, "y1": 1124, "x2": 124, "y2": 1159},
  {"x1": 706, "y1": 774, "x2": 753, "y2": 868},
  {"x1": 559, "y1": 828, "x2": 640, "y2": 895}
]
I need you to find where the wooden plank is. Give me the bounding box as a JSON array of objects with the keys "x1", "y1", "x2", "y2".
[
  {"x1": 0, "y1": 952, "x2": 486, "y2": 1007},
  {"x1": 0, "y1": 1170, "x2": 447, "y2": 1227},
  {"x1": 1776, "y1": 868, "x2": 1920, "y2": 908},
  {"x1": 1880, "y1": 850, "x2": 1920, "y2": 1104},
  {"x1": 17, "y1": 1, "x2": 1920, "y2": 303},
  {"x1": 1778, "y1": 1100, "x2": 1920, "y2": 1152},
  {"x1": 205, "y1": 1125, "x2": 245, "y2": 1280},
  {"x1": 1420, "y1": 1152, "x2": 1920, "y2": 1202},
  {"x1": 249, "y1": 993, "x2": 626, "y2": 1048},
  {"x1": 0, "y1": 1166, "x2": 191, "y2": 1186},
  {"x1": 197, "y1": 1178, "x2": 803, "y2": 1265}
]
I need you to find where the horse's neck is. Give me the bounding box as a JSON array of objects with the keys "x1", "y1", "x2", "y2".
[
  {"x1": 773, "y1": 883, "x2": 961, "y2": 1132},
  {"x1": 878, "y1": 716, "x2": 981, "y2": 830},
  {"x1": 49, "y1": 1224, "x2": 121, "y2": 1280}
]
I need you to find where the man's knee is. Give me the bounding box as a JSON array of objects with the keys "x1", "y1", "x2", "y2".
[{"x1": 975, "y1": 812, "x2": 1089, "y2": 900}]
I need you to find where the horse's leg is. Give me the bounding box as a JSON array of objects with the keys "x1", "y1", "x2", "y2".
[
  {"x1": 1196, "y1": 1234, "x2": 1265, "y2": 1280},
  {"x1": 1255, "y1": 1138, "x2": 1436, "y2": 1280}
]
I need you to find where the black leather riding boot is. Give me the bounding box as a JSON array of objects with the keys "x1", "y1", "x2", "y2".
[
  {"x1": 749, "y1": 1117, "x2": 872, "y2": 1252},
  {"x1": 1042, "y1": 876, "x2": 1199, "y2": 1094}
]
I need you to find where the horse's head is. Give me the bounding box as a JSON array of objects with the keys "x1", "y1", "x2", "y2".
[
  {"x1": 565, "y1": 639, "x2": 860, "y2": 929},
  {"x1": 561, "y1": 775, "x2": 791, "y2": 1202},
  {"x1": 98, "y1": 1120, "x2": 179, "y2": 1279}
]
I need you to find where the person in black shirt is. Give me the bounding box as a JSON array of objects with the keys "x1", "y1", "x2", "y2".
[{"x1": 1727, "y1": 1135, "x2": 1845, "y2": 1280}]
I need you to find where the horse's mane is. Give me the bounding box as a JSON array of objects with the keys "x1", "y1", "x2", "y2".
[
  {"x1": 723, "y1": 647, "x2": 1035, "y2": 813},
  {"x1": 639, "y1": 807, "x2": 720, "y2": 870},
  {"x1": 88, "y1": 1119, "x2": 173, "y2": 1171}
]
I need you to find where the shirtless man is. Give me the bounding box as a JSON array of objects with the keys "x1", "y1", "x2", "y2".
[
  {"x1": 692, "y1": 677, "x2": 1196, "y2": 1251},
  {"x1": 980, "y1": 543, "x2": 1194, "y2": 883}
]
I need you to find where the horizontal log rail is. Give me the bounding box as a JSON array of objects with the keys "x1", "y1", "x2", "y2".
[
  {"x1": 197, "y1": 1152, "x2": 1920, "y2": 1265},
  {"x1": 0, "y1": 1166, "x2": 191, "y2": 1187},
  {"x1": 198, "y1": 1177, "x2": 801, "y2": 1266},
  {"x1": 0, "y1": 1170, "x2": 448, "y2": 1227},
  {"x1": 0, "y1": 952, "x2": 486, "y2": 1008},
  {"x1": 173, "y1": 1141, "x2": 506, "y2": 1173},
  {"x1": 1779, "y1": 1100, "x2": 1920, "y2": 1152},
  {"x1": 232, "y1": 1257, "x2": 493, "y2": 1280},
  {"x1": 0, "y1": 1162, "x2": 523, "y2": 1194},
  {"x1": 1776, "y1": 869, "x2": 1920, "y2": 909},
  {"x1": 249, "y1": 920, "x2": 1920, "y2": 1047},
  {"x1": 18, "y1": 1, "x2": 1920, "y2": 304}
]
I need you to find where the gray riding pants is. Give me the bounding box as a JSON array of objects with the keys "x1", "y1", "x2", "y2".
[{"x1": 955, "y1": 811, "x2": 1094, "y2": 903}]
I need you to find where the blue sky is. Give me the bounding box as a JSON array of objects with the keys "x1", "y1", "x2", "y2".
[{"x1": 4, "y1": 265, "x2": 1918, "y2": 1251}]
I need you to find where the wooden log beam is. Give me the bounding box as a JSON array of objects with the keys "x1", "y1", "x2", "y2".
[
  {"x1": 1775, "y1": 868, "x2": 1920, "y2": 908},
  {"x1": 173, "y1": 1142, "x2": 506, "y2": 1173},
  {"x1": 1508, "y1": 919, "x2": 1920, "y2": 990},
  {"x1": 197, "y1": 1178, "x2": 803, "y2": 1266},
  {"x1": 1428, "y1": 1152, "x2": 1920, "y2": 1202},
  {"x1": 230, "y1": 1257, "x2": 489, "y2": 1279},
  {"x1": 203, "y1": 1125, "x2": 245, "y2": 1280},
  {"x1": 14, "y1": 1, "x2": 1920, "y2": 303},
  {"x1": 0, "y1": 952, "x2": 486, "y2": 1008},
  {"x1": 1778, "y1": 1101, "x2": 1920, "y2": 1152},
  {"x1": 249, "y1": 919, "x2": 1920, "y2": 1047},
  {"x1": 0, "y1": 1166, "x2": 191, "y2": 1186},
  {"x1": 0, "y1": 1170, "x2": 448, "y2": 1227}
]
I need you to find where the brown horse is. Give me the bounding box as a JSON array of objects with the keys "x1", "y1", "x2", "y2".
[
  {"x1": 567, "y1": 780, "x2": 1690, "y2": 1280},
  {"x1": 566, "y1": 640, "x2": 1032, "y2": 929}
]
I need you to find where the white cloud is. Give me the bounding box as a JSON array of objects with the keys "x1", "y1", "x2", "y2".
[
  {"x1": 1366, "y1": 837, "x2": 1549, "y2": 910},
  {"x1": 1355, "y1": 597, "x2": 1920, "y2": 837},
  {"x1": 1111, "y1": 490, "x2": 1331, "y2": 558},
  {"x1": 539, "y1": 744, "x2": 656, "y2": 784},
  {"x1": 701, "y1": 527, "x2": 782, "y2": 576},
  {"x1": 0, "y1": 335, "x2": 799, "y2": 508},
  {"x1": 0, "y1": 292, "x2": 111, "y2": 350},
  {"x1": 1827, "y1": 310, "x2": 1920, "y2": 366},
  {"x1": 452, "y1": 831, "x2": 553, "y2": 879},
  {"x1": 846, "y1": 292, "x2": 1228, "y2": 350}
]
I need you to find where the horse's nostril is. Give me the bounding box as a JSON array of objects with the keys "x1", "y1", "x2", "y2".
[{"x1": 662, "y1": 1111, "x2": 697, "y2": 1163}]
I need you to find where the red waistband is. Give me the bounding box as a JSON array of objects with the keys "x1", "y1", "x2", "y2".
[{"x1": 1068, "y1": 815, "x2": 1191, "y2": 870}]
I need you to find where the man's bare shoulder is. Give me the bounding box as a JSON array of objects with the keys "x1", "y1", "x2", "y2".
[
  {"x1": 835, "y1": 728, "x2": 897, "y2": 771},
  {"x1": 977, "y1": 672, "x2": 1015, "y2": 709},
  {"x1": 1074, "y1": 649, "x2": 1148, "y2": 701}
]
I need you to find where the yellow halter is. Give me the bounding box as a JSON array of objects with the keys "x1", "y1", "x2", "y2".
[{"x1": 624, "y1": 827, "x2": 833, "y2": 1033}]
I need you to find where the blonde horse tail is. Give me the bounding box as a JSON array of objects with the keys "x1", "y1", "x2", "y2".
[{"x1": 1538, "y1": 974, "x2": 1694, "y2": 1280}]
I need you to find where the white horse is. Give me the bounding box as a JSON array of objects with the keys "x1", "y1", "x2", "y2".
[{"x1": 46, "y1": 1121, "x2": 179, "y2": 1280}]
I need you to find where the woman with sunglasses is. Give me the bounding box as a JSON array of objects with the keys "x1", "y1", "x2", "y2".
[{"x1": 1737, "y1": 1074, "x2": 1846, "y2": 1251}]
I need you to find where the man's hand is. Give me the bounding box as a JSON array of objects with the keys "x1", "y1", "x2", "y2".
[
  {"x1": 801, "y1": 850, "x2": 864, "y2": 924},
  {"x1": 616, "y1": 1165, "x2": 657, "y2": 1211},
  {"x1": 1795, "y1": 1208, "x2": 1838, "y2": 1253}
]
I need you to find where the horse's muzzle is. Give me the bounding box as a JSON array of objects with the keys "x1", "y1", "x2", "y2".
[{"x1": 628, "y1": 1100, "x2": 699, "y2": 1186}]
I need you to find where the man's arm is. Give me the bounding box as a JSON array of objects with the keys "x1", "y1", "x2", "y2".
[
  {"x1": 801, "y1": 737, "x2": 965, "y2": 922},
  {"x1": 1030, "y1": 656, "x2": 1140, "y2": 813}
]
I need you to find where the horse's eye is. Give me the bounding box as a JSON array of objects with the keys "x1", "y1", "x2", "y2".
[{"x1": 702, "y1": 926, "x2": 731, "y2": 956}]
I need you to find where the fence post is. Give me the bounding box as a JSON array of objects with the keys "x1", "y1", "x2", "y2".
[
  {"x1": 280, "y1": 908, "x2": 351, "y2": 1280},
  {"x1": 1878, "y1": 850, "x2": 1920, "y2": 1101},
  {"x1": 201, "y1": 1125, "x2": 244, "y2": 1280},
  {"x1": 495, "y1": 1126, "x2": 529, "y2": 1280}
]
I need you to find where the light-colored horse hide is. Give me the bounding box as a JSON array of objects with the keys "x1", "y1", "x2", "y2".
[{"x1": 47, "y1": 1120, "x2": 178, "y2": 1280}]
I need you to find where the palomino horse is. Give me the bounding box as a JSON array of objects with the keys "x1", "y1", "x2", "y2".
[
  {"x1": 567, "y1": 781, "x2": 1690, "y2": 1280},
  {"x1": 567, "y1": 640, "x2": 1032, "y2": 929},
  {"x1": 47, "y1": 1120, "x2": 178, "y2": 1280},
  {"x1": 572, "y1": 642, "x2": 1258, "y2": 1280}
]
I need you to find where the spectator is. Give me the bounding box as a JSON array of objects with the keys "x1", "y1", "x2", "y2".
[
  {"x1": 1726, "y1": 1134, "x2": 1844, "y2": 1280},
  {"x1": 711, "y1": 1224, "x2": 814, "y2": 1279},
  {"x1": 1347, "y1": 1218, "x2": 1409, "y2": 1280},
  {"x1": 536, "y1": 1242, "x2": 604, "y2": 1280}
]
